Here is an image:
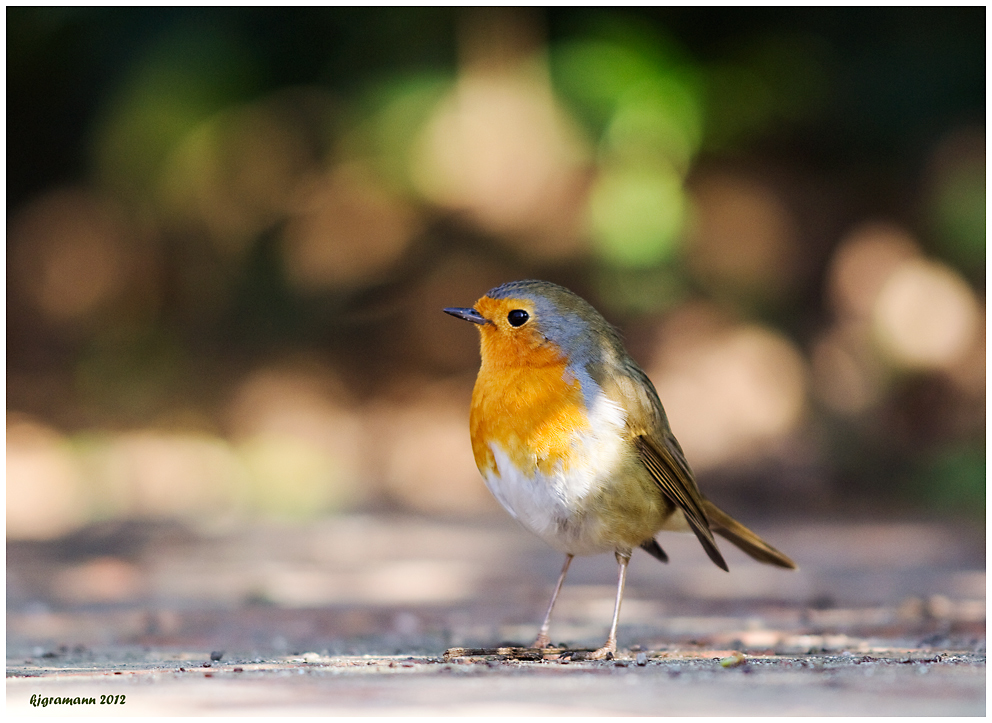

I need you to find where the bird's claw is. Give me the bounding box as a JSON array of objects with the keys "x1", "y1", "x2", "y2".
[
  {"x1": 587, "y1": 644, "x2": 615, "y2": 661},
  {"x1": 531, "y1": 633, "x2": 552, "y2": 649}
]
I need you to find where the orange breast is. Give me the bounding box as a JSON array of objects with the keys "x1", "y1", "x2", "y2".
[{"x1": 469, "y1": 324, "x2": 590, "y2": 478}]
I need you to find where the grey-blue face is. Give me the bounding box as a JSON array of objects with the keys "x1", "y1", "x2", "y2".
[{"x1": 485, "y1": 279, "x2": 624, "y2": 384}]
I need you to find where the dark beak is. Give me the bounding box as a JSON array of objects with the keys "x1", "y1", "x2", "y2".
[{"x1": 443, "y1": 307, "x2": 490, "y2": 325}]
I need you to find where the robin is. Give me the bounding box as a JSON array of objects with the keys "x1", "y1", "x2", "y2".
[{"x1": 444, "y1": 279, "x2": 796, "y2": 659}]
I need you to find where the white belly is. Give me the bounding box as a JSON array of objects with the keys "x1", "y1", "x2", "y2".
[{"x1": 481, "y1": 392, "x2": 629, "y2": 555}]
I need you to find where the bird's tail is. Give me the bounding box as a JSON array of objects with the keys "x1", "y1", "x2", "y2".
[{"x1": 702, "y1": 499, "x2": 797, "y2": 570}]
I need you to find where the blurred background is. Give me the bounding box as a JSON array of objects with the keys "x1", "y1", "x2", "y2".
[{"x1": 7, "y1": 7, "x2": 985, "y2": 548}]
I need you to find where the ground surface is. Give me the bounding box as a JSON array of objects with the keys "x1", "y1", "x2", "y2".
[{"x1": 7, "y1": 513, "x2": 986, "y2": 715}]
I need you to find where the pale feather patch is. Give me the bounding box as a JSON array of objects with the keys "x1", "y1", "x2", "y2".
[
  {"x1": 482, "y1": 389, "x2": 630, "y2": 555},
  {"x1": 658, "y1": 507, "x2": 692, "y2": 533}
]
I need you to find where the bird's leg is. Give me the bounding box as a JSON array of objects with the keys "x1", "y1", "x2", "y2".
[
  {"x1": 532, "y1": 554, "x2": 573, "y2": 649},
  {"x1": 589, "y1": 550, "x2": 631, "y2": 660}
]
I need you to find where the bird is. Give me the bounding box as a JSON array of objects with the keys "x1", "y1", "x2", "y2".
[{"x1": 444, "y1": 279, "x2": 796, "y2": 660}]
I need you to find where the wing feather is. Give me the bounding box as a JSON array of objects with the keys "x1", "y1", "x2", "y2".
[
  {"x1": 594, "y1": 355, "x2": 729, "y2": 571},
  {"x1": 634, "y1": 434, "x2": 728, "y2": 571}
]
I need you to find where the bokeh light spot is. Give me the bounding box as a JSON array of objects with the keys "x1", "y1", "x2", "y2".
[
  {"x1": 686, "y1": 173, "x2": 798, "y2": 301},
  {"x1": 872, "y1": 258, "x2": 979, "y2": 370},
  {"x1": 811, "y1": 323, "x2": 886, "y2": 414},
  {"x1": 83, "y1": 431, "x2": 242, "y2": 520},
  {"x1": 649, "y1": 311, "x2": 808, "y2": 470},
  {"x1": 227, "y1": 363, "x2": 365, "y2": 516},
  {"x1": 159, "y1": 92, "x2": 328, "y2": 256},
  {"x1": 411, "y1": 68, "x2": 590, "y2": 240},
  {"x1": 6, "y1": 416, "x2": 88, "y2": 539},
  {"x1": 603, "y1": 77, "x2": 701, "y2": 173},
  {"x1": 827, "y1": 222, "x2": 921, "y2": 319},
  {"x1": 282, "y1": 163, "x2": 421, "y2": 291},
  {"x1": 53, "y1": 557, "x2": 145, "y2": 604},
  {"x1": 360, "y1": 74, "x2": 452, "y2": 193},
  {"x1": 238, "y1": 435, "x2": 354, "y2": 519},
  {"x1": 551, "y1": 35, "x2": 701, "y2": 156},
  {"x1": 11, "y1": 188, "x2": 135, "y2": 322},
  {"x1": 587, "y1": 163, "x2": 685, "y2": 268},
  {"x1": 377, "y1": 397, "x2": 496, "y2": 515}
]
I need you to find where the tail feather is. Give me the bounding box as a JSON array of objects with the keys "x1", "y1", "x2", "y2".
[
  {"x1": 640, "y1": 538, "x2": 669, "y2": 563},
  {"x1": 702, "y1": 500, "x2": 797, "y2": 570}
]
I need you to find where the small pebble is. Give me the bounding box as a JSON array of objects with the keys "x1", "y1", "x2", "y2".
[
  {"x1": 720, "y1": 652, "x2": 747, "y2": 668},
  {"x1": 635, "y1": 652, "x2": 648, "y2": 666}
]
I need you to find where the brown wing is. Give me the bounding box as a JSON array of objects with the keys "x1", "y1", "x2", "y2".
[
  {"x1": 600, "y1": 360, "x2": 728, "y2": 571},
  {"x1": 596, "y1": 353, "x2": 794, "y2": 573},
  {"x1": 634, "y1": 434, "x2": 728, "y2": 571}
]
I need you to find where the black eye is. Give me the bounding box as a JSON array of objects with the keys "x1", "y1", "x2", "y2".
[{"x1": 507, "y1": 309, "x2": 529, "y2": 327}]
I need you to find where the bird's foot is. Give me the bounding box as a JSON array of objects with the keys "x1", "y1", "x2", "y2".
[
  {"x1": 587, "y1": 643, "x2": 616, "y2": 661},
  {"x1": 531, "y1": 633, "x2": 552, "y2": 649}
]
